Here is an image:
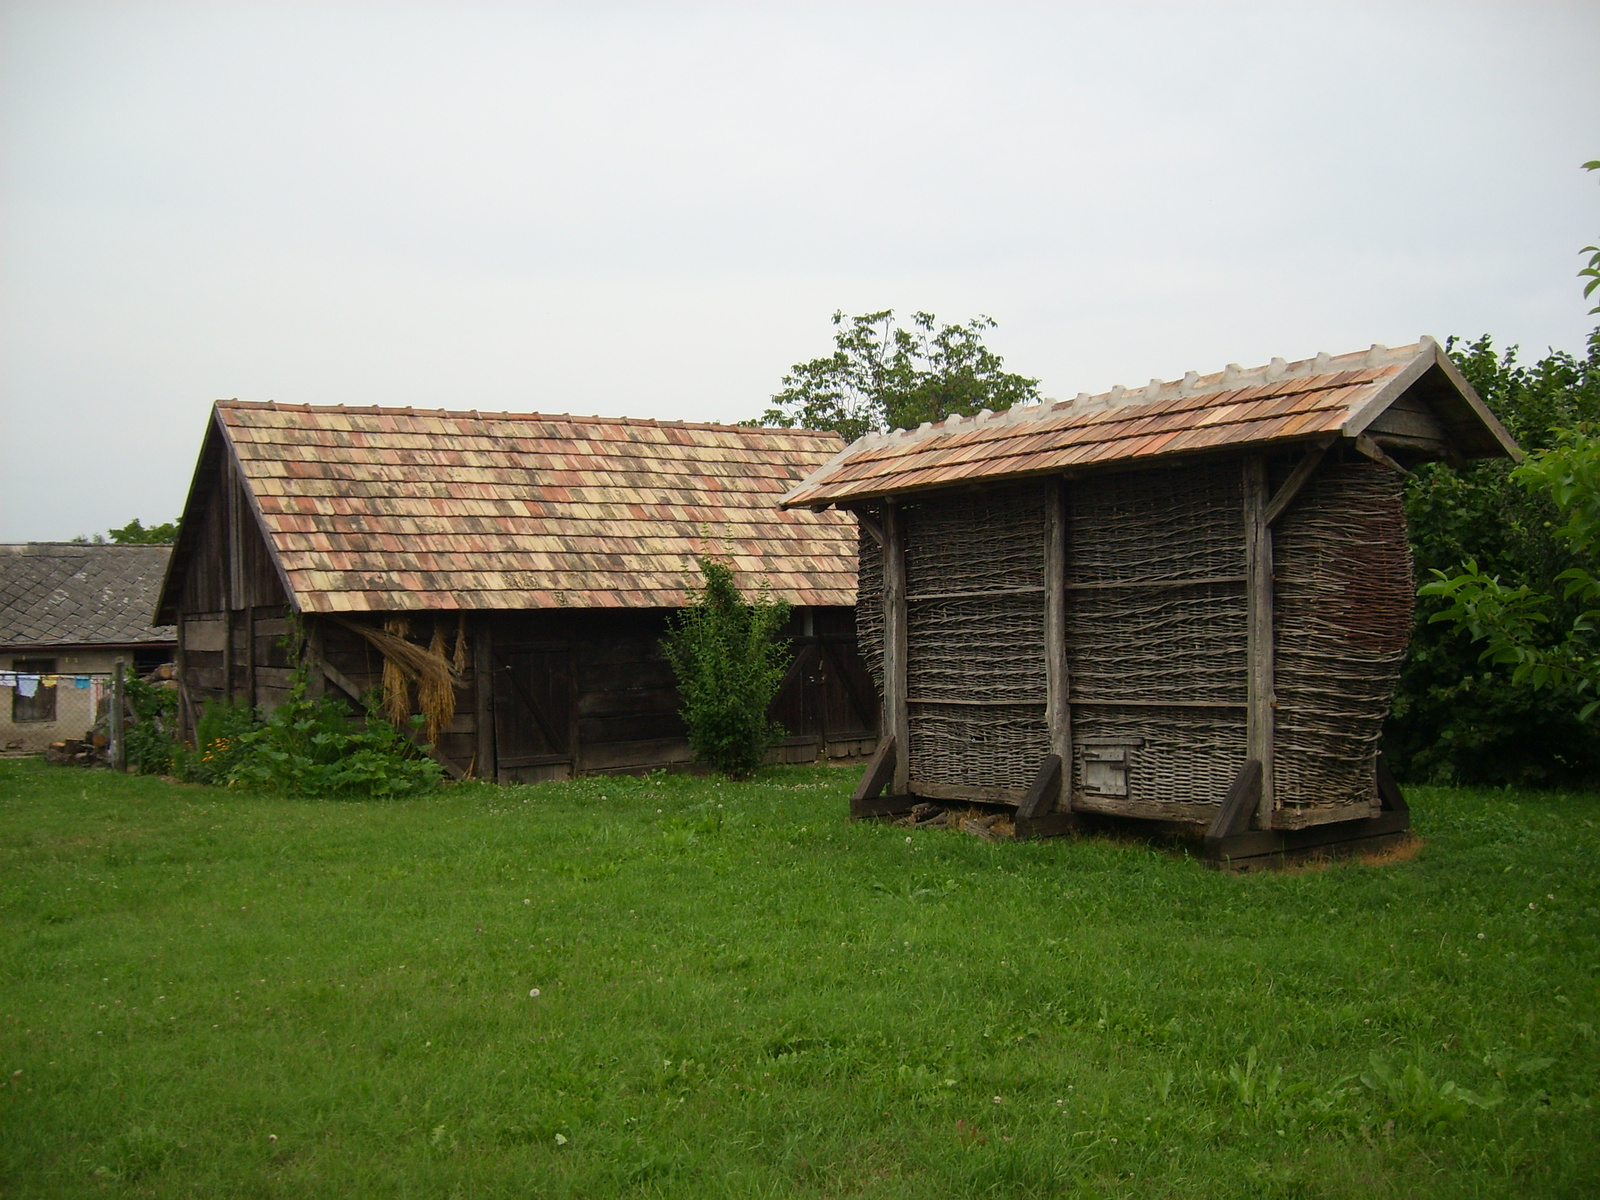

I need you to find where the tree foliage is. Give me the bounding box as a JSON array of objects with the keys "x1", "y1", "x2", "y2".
[
  {"x1": 662, "y1": 557, "x2": 792, "y2": 779},
  {"x1": 1420, "y1": 425, "x2": 1600, "y2": 717},
  {"x1": 756, "y1": 310, "x2": 1040, "y2": 440},
  {"x1": 72, "y1": 518, "x2": 181, "y2": 545},
  {"x1": 1582, "y1": 160, "x2": 1600, "y2": 315},
  {"x1": 1386, "y1": 330, "x2": 1600, "y2": 784},
  {"x1": 108, "y1": 518, "x2": 180, "y2": 544}
]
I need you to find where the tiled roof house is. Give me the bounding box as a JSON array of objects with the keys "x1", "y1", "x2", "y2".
[
  {"x1": 2, "y1": 543, "x2": 176, "y2": 754},
  {"x1": 156, "y1": 402, "x2": 877, "y2": 781}
]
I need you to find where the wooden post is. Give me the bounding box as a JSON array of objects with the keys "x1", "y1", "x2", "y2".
[
  {"x1": 1043, "y1": 480, "x2": 1071, "y2": 810},
  {"x1": 245, "y1": 605, "x2": 257, "y2": 712},
  {"x1": 223, "y1": 462, "x2": 239, "y2": 704},
  {"x1": 474, "y1": 618, "x2": 496, "y2": 782},
  {"x1": 109, "y1": 662, "x2": 126, "y2": 771},
  {"x1": 222, "y1": 608, "x2": 235, "y2": 704},
  {"x1": 881, "y1": 499, "x2": 910, "y2": 796},
  {"x1": 175, "y1": 615, "x2": 194, "y2": 743},
  {"x1": 305, "y1": 615, "x2": 326, "y2": 699},
  {"x1": 1243, "y1": 456, "x2": 1275, "y2": 828}
]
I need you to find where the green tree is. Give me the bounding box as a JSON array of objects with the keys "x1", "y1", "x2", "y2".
[
  {"x1": 662, "y1": 557, "x2": 792, "y2": 779},
  {"x1": 107, "y1": 518, "x2": 180, "y2": 544},
  {"x1": 1420, "y1": 424, "x2": 1600, "y2": 716},
  {"x1": 1582, "y1": 160, "x2": 1600, "y2": 315},
  {"x1": 757, "y1": 310, "x2": 1040, "y2": 440},
  {"x1": 1386, "y1": 330, "x2": 1600, "y2": 784}
]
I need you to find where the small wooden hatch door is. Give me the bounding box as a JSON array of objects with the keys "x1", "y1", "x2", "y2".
[{"x1": 491, "y1": 642, "x2": 576, "y2": 783}]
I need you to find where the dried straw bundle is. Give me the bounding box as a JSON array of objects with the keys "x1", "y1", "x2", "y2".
[
  {"x1": 452, "y1": 611, "x2": 468, "y2": 675},
  {"x1": 329, "y1": 615, "x2": 460, "y2": 739}
]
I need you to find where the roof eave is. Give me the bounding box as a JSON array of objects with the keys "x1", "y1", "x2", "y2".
[{"x1": 1341, "y1": 337, "x2": 1522, "y2": 462}]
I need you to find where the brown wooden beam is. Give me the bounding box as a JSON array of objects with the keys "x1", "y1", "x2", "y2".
[
  {"x1": 881, "y1": 499, "x2": 910, "y2": 796},
  {"x1": 1243, "y1": 457, "x2": 1275, "y2": 828},
  {"x1": 1264, "y1": 439, "x2": 1332, "y2": 526},
  {"x1": 1043, "y1": 481, "x2": 1071, "y2": 789},
  {"x1": 321, "y1": 659, "x2": 364, "y2": 704},
  {"x1": 1205, "y1": 757, "x2": 1262, "y2": 847},
  {"x1": 1016, "y1": 754, "x2": 1076, "y2": 840},
  {"x1": 473, "y1": 618, "x2": 496, "y2": 782},
  {"x1": 1376, "y1": 754, "x2": 1408, "y2": 814},
  {"x1": 1353, "y1": 434, "x2": 1413, "y2": 478},
  {"x1": 850, "y1": 736, "x2": 904, "y2": 819}
]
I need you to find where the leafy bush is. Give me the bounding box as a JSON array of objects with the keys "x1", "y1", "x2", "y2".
[
  {"x1": 229, "y1": 687, "x2": 443, "y2": 797},
  {"x1": 1386, "y1": 330, "x2": 1600, "y2": 785},
  {"x1": 122, "y1": 672, "x2": 179, "y2": 775},
  {"x1": 172, "y1": 699, "x2": 258, "y2": 785},
  {"x1": 662, "y1": 556, "x2": 792, "y2": 779}
]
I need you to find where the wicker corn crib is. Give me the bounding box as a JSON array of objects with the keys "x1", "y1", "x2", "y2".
[{"x1": 853, "y1": 455, "x2": 1411, "y2": 824}]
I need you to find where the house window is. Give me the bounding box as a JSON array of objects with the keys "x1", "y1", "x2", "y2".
[{"x1": 11, "y1": 658, "x2": 57, "y2": 723}]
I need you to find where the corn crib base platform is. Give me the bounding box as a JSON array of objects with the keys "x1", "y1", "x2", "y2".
[{"x1": 849, "y1": 740, "x2": 1411, "y2": 873}]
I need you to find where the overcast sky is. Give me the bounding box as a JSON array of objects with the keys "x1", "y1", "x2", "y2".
[{"x1": 2, "y1": 1, "x2": 1597, "y2": 541}]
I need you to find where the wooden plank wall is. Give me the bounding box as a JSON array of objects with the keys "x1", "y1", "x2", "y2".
[{"x1": 481, "y1": 606, "x2": 878, "y2": 782}]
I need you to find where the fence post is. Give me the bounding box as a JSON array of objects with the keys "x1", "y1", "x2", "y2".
[{"x1": 110, "y1": 663, "x2": 126, "y2": 771}]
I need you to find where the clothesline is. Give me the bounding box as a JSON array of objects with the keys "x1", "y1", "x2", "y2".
[{"x1": 0, "y1": 672, "x2": 116, "y2": 699}]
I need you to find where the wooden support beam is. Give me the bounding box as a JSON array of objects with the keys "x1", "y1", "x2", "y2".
[
  {"x1": 245, "y1": 605, "x2": 257, "y2": 711},
  {"x1": 1243, "y1": 457, "x2": 1275, "y2": 828},
  {"x1": 109, "y1": 663, "x2": 126, "y2": 771},
  {"x1": 428, "y1": 746, "x2": 467, "y2": 781},
  {"x1": 1264, "y1": 439, "x2": 1332, "y2": 526},
  {"x1": 1205, "y1": 758, "x2": 1262, "y2": 845},
  {"x1": 1204, "y1": 809, "x2": 1410, "y2": 870},
  {"x1": 1353, "y1": 434, "x2": 1413, "y2": 478},
  {"x1": 856, "y1": 510, "x2": 885, "y2": 549},
  {"x1": 1016, "y1": 754, "x2": 1077, "y2": 840},
  {"x1": 850, "y1": 737, "x2": 907, "y2": 819},
  {"x1": 881, "y1": 499, "x2": 910, "y2": 796},
  {"x1": 321, "y1": 660, "x2": 364, "y2": 704},
  {"x1": 473, "y1": 619, "x2": 496, "y2": 782},
  {"x1": 1376, "y1": 754, "x2": 1408, "y2": 814},
  {"x1": 222, "y1": 607, "x2": 235, "y2": 706},
  {"x1": 1043, "y1": 481, "x2": 1072, "y2": 790},
  {"x1": 174, "y1": 617, "x2": 194, "y2": 743},
  {"x1": 305, "y1": 616, "x2": 326, "y2": 700}
]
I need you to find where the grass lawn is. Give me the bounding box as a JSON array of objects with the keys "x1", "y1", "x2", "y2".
[{"x1": 0, "y1": 759, "x2": 1596, "y2": 1198}]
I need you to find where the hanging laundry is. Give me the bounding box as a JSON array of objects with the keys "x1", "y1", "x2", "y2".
[
  {"x1": 17, "y1": 675, "x2": 38, "y2": 698},
  {"x1": 0, "y1": 671, "x2": 15, "y2": 688},
  {"x1": 42, "y1": 675, "x2": 59, "y2": 688},
  {"x1": 74, "y1": 676, "x2": 91, "y2": 689}
]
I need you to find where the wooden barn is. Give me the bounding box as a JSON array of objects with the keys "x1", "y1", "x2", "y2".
[
  {"x1": 155, "y1": 401, "x2": 878, "y2": 780},
  {"x1": 782, "y1": 337, "x2": 1520, "y2": 866}
]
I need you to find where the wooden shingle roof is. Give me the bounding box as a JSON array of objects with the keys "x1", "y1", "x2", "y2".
[
  {"x1": 205, "y1": 403, "x2": 857, "y2": 613},
  {"x1": 782, "y1": 337, "x2": 1519, "y2": 508}
]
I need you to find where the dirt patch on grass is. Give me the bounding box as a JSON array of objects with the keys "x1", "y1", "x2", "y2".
[{"x1": 1357, "y1": 833, "x2": 1425, "y2": 866}]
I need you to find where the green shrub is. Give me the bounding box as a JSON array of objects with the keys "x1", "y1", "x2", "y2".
[
  {"x1": 1386, "y1": 330, "x2": 1600, "y2": 785},
  {"x1": 121, "y1": 672, "x2": 179, "y2": 775},
  {"x1": 662, "y1": 556, "x2": 792, "y2": 779},
  {"x1": 225, "y1": 618, "x2": 443, "y2": 799},
  {"x1": 173, "y1": 699, "x2": 259, "y2": 785},
  {"x1": 228, "y1": 685, "x2": 443, "y2": 798}
]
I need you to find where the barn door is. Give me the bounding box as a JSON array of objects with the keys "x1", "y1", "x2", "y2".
[{"x1": 491, "y1": 642, "x2": 576, "y2": 782}]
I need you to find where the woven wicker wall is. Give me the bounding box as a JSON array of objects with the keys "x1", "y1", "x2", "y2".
[
  {"x1": 904, "y1": 483, "x2": 1051, "y2": 792},
  {"x1": 855, "y1": 510, "x2": 884, "y2": 694},
  {"x1": 1065, "y1": 461, "x2": 1250, "y2": 809},
  {"x1": 851, "y1": 454, "x2": 1410, "y2": 821},
  {"x1": 1272, "y1": 459, "x2": 1412, "y2": 826}
]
